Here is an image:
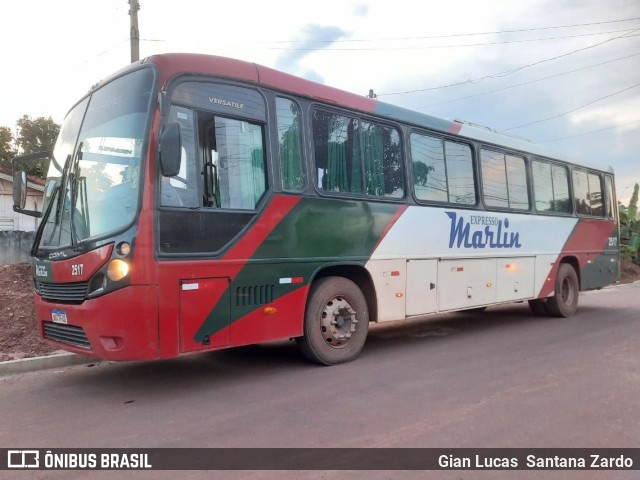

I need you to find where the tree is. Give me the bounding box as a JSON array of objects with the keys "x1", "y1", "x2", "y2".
[
  {"x1": 0, "y1": 126, "x2": 16, "y2": 171},
  {"x1": 620, "y1": 184, "x2": 640, "y2": 265},
  {"x1": 15, "y1": 115, "x2": 60, "y2": 178}
]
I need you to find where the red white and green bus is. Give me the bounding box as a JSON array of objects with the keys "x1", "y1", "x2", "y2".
[{"x1": 12, "y1": 53, "x2": 619, "y2": 365}]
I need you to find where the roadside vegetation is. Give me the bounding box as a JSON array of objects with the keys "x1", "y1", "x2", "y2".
[{"x1": 620, "y1": 183, "x2": 640, "y2": 265}]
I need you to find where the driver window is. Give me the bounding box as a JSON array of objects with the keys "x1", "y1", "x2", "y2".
[
  {"x1": 160, "y1": 106, "x2": 199, "y2": 207},
  {"x1": 199, "y1": 112, "x2": 267, "y2": 210}
]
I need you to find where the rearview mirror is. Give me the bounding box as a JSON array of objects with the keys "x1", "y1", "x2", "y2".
[
  {"x1": 159, "y1": 123, "x2": 181, "y2": 177},
  {"x1": 13, "y1": 170, "x2": 27, "y2": 210},
  {"x1": 12, "y1": 152, "x2": 50, "y2": 218}
]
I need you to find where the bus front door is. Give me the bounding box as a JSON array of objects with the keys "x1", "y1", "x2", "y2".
[{"x1": 179, "y1": 277, "x2": 230, "y2": 352}]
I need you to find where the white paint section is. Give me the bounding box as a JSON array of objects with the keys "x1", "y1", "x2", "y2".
[
  {"x1": 438, "y1": 258, "x2": 497, "y2": 311},
  {"x1": 535, "y1": 254, "x2": 560, "y2": 298},
  {"x1": 406, "y1": 260, "x2": 438, "y2": 316},
  {"x1": 364, "y1": 207, "x2": 580, "y2": 323},
  {"x1": 364, "y1": 259, "x2": 406, "y2": 322},
  {"x1": 496, "y1": 257, "x2": 535, "y2": 302},
  {"x1": 371, "y1": 206, "x2": 578, "y2": 260},
  {"x1": 182, "y1": 283, "x2": 199, "y2": 291}
]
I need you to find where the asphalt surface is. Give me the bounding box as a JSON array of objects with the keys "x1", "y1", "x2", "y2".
[{"x1": 2, "y1": 283, "x2": 639, "y2": 480}]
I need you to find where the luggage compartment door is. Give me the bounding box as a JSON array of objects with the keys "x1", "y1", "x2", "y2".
[
  {"x1": 438, "y1": 259, "x2": 497, "y2": 311},
  {"x1": 406, "y1": 259, "x2": 438, "y2": 316}
]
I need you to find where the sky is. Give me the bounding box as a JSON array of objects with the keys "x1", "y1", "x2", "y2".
[{"x1": 2, "y1": 0, "x2": 639, "y2": 203}]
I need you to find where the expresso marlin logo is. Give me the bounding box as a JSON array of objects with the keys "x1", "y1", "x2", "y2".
[{"x1": 446, "y1": 212, "x2": 522, "y2": 249}]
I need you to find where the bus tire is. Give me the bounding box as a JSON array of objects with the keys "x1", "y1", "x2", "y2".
[
  {"x1": 297, "y1": 277, "x2": 369, "y2": 365},
  {"x1": 528, "y1": 299, "x2": 548, "y2": 316},
  {"x1": 545, "y1": 264, "x2": 579, "y2": 317}
]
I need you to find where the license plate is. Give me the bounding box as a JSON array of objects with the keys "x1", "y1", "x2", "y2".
[{"x1": 51, "y1": 309, "x2": 68, "y2": 324}]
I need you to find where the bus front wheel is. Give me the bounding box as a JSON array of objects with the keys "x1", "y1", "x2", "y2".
[
  {"x1": 297, "y1": 277, "x2": 369, "y2": 365},
  {"x1": 545, "y1": 263, "x2": 579, "y2": 317}
]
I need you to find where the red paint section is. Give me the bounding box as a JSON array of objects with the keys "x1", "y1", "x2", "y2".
[
  {"x1": 537, "y1": 218, "x2": 616, "y2": 298},
  {"x1": 50, "y1": 244, "x2": 113, "y2": 282},
  {"x1": 157, "y1": 194, "x2": 301, "y2": 357},
  {"x1": 448, "y1": 122, "x2": 463, "y2": 135},
  {"x1": 257, "y1": 64, "x2": 377, "y2": 113},
  {"x1": 37, "y1": 285, "x2": 158, "y2": 360},
  {"x1": 179, "y1": 278, "x2": 230, "y2": 353},
  {"x1": 150, "y1": 54, "x2": 259, "y2": 88},
  {"x1": 223, "y1": 195, "x2": 301, "y2": 262},
  {"x1": 131, "y1": 107, "x2": 161, "y2": 286},
  {"x1": 147, "y1": 54, "x2": 378, "y2": 114},
  {"x1": 372, "y1": 205, "x2": 408, "y2": 253},
  {"x1": 560, "y1": 218, "x2": 615, "y2": 256}
]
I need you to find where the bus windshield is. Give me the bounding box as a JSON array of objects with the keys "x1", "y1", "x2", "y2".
[{"x1": 38, "y1": 68, "x2": 155, "y2": 250}]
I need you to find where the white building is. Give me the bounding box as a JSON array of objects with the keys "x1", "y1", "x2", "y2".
[{"x1": 0, "y1": 167, "x2": 45, "y2": 231}]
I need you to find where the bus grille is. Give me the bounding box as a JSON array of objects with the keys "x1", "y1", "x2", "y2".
[
  {"x1": 43, "y1": 322, "x2": 91, "y2": 350},
  {"x1": 35, "y1": 281, "x2": 89, "y2": 302},
  {"x1": 236, "y1": 285, "x2": 275, "y2": 307}
]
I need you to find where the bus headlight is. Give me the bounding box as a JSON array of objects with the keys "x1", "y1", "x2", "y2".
[{"x1": 107, "y1": 259, "x2": 130, "y2": 281}]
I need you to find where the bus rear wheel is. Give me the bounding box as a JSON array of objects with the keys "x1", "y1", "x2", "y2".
[
  {"x1": 297, "y1": 277, "x2": 369, "y2": 365},
  {"x1": 545, "y1": 263, "x2": 579, "y2": 317}
]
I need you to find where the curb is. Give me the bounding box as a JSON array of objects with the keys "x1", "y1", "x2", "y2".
[{"x1": 0, "y1": 352, "x2": 98, "y2": 376}]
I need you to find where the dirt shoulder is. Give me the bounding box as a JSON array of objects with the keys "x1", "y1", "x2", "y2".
[
  {"x1": 620, "y1": 259, "x2": 640, "y2": 284},
  {"x1": 1, "y1": 260, "x2": 639, "y2": 362},
  {"x1": 0, "y1": 264, "x2": 56, "y2": 361}
]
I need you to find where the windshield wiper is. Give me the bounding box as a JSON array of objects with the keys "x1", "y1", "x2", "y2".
[
  {"x1": 41, "y1": 142, "x2": 85, "y2": 252},
  {"x1": 68, "y1": 142, "x2": 84, "y2": 251},
  {"x1": 30, "y1": 180, "x2": 62, "y2": 257}
]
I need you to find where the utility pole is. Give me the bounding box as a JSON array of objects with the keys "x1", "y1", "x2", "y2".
[{"x1": 129, "y1": 0, "x2": 140, "y2": 63}]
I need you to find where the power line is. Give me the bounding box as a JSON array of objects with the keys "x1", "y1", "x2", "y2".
[
  {"x1": 270, "y1": 29, "x2": 639, "y2": 51},
  {"x1": 418, "y1": 51, "x2": 640, "y2": 108},
  {"x1": 379, "y1": 28, "x2": 640, "y2": 95},
  {"x1": 270, "y1": 16, "x2": 640, "y2": 44},
  {"x1": 544, "y1": 120, "x2": 640, "y2": 142},
  {"x1": 503, "y1": 81, "x2": 640, "y2": 131}
]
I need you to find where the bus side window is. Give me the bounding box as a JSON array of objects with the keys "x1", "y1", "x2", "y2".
[
  {"x1": 481, "y1": 149, "x2": 528, "y2": 210},
  {"x1": 200, "y1": 113, "x2": 267, "y2": 210},
  {"x1": 572, "y1": 170, "x2": 589, "y2": 215},
  {"x1": 276, "y1": 97, "x2": 304, "y2": 192},
  {"x1": 410, "y1": 133, "x2": 475, "y2": 205},
  {"x1": 313, "y1": 110, "x2": 363, "y2": 194},
  {"x1": 361, "y1": 121, "x2": 404, "y2": 198},
  {"x1": 588, "y1": 173, "x2": 604, "y2": 217},
  {"x1": 532, "y1": 159, "x2": 571, "y2": 214}
]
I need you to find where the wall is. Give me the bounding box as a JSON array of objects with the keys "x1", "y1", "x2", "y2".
[
  {"x1": 0, "y1": 176, "x2": 44, "y2": 232},
  {"x1": 0, "y1": 231, "x2": 35, "y2": 265}
]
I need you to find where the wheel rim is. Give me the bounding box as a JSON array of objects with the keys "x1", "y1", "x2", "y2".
[{"x1": 320, "y1": 295, "x2": 358, "y2": 349}]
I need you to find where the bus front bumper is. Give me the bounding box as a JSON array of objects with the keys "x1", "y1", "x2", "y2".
[{"x1": 35, "y1": 285, "x2": 159, "y2": 361}]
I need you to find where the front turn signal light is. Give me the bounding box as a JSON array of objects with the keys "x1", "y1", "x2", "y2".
[{"x1": 107, "y1": 259, "x2": 130, "y2": 281}]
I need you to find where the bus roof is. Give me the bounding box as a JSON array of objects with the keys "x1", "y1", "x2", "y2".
[{"x1": 138, "y1": 53, "x2": 609, "y2": 174}]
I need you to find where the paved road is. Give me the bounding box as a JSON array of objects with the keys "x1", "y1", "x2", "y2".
[{"x1": 2, "y1": 284, "x2": 639, "y2": 480}]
